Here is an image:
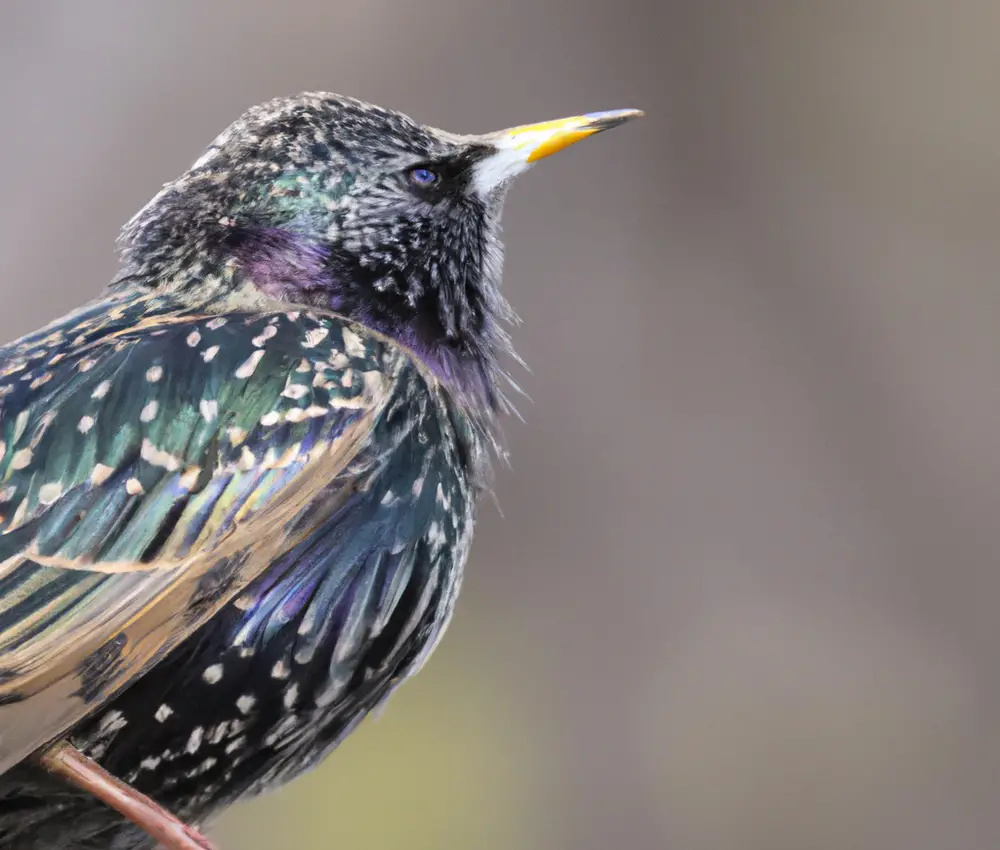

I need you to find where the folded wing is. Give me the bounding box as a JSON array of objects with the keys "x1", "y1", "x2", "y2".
[{"x1": 0, "y1": 300, "x2": 402, "y2": 773}]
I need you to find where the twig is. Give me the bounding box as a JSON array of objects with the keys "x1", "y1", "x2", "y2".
[{"x1": 38, "y1": 740, "x2": 217, "y2": 850}]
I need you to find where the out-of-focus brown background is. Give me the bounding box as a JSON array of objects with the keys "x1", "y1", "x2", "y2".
[{"x1": 2, "y1": 2, "x2": 999, "y2": 848}]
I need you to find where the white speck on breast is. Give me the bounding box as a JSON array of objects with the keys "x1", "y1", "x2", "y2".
[
  {"x1": 155, "y1": 704, "x2": 173, "y2": 723},
  {"x1": 208, "y1": 722, "x2": 230, "y2": 744},
  {"x1": 186, "y1": 726, "x2": 204, "y2": 754},
  {"x1": 202, "y1": 663, "x2": 224, "y2": 684}
]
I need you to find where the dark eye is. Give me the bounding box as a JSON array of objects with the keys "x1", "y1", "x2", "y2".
[{"x1": 408, "y1": 166, "x2": 440, "y2": 186}]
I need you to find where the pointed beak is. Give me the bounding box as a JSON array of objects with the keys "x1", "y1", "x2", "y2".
[{"x1": 471, "y1": 108, "x2": 644, "y2": 194}]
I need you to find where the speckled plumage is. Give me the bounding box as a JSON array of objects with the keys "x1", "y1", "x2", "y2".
[{"x1": 0, "y1": 92, "x2": 640, "y2": 848}]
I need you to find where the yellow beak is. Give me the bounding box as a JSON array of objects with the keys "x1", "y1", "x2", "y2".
[
  {"x1": 472, "y1": 108, "x2": 644, "y2": 193},
  {"x1": 502, "y1": 109, "x2": 645, "y2": 162}
]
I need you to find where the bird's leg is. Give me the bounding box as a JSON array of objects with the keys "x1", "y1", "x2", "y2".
[{"x1": 37, "y1": 740, "x2": 218, "y2": 850}]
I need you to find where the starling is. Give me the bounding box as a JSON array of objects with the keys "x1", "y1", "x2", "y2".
[{"x1": 0, "y1": 92, "x2": 641, "y2": 849}]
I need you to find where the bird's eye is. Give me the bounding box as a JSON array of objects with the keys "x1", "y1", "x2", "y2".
[{"x1": 408, "y1": 167, "x2": 440, "y2": 186}]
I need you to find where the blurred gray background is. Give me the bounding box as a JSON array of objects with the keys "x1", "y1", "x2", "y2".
[{"x1": 2, "y1": 2, "x2": 999, "y2": 849}]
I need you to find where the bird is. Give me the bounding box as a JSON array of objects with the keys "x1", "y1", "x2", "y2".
[{"x1": 0, "y1": 92, "x2": 642, "y2": 849}]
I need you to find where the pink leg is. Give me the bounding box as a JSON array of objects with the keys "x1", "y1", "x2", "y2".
[{"x1": 38, "y1": 741, "x2": 218, "y2": 850}]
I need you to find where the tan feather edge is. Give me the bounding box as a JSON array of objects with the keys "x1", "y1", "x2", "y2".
[{"x1": 0, "y1": 371, "x2": 393, "y2": 775}]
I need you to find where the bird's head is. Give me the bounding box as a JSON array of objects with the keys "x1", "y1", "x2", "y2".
[{"x1": 118, "y1": 93, "x2": 642, "y2": 408}]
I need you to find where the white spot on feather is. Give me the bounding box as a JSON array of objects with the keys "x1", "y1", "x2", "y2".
[
  {"x1": 78, "y1": 415, "x2": 95, "y2": 433},
  {"x1": 201, "y1": 663, "x2": 223, "y2": 684},
  {"x1": 140, "y1": 400, "x2": 158, "y2": 422},
  {"x1": 199, "y1": 399, "x2": 218, "y2": 422},
  {"x1": 202, "y1": 345, "x2": 220, "y2": 362},
  {"x1": 303, "y1": 327, "x2": 328, "y2": 348},
  {"x1": 236, "y1": 694, "x2": 256, "y2": 715},
  {"x1": 91, "y1": 463, "x2": 114, "y2": 485},
  {"x1": 186, "y1": 331, "x2": 202, "y2": 347},
  {"x1": 98, "y1": 710, "x2": 127, "y2": 735},
  {"x1": 12, "y1": 411, "x2": 29, "y2": 443},
  {"x1": 327, "y1": 395, "x2": 367, "y2": 410},
  {"x1": 185, "y1": 726, "x2": 204, "y2": 754},
  {"x1": 11, "y1": 448, "x2": 32, "y2": 469},
  {"x1": 252, "y1": 324, "x2": 278, "y2": 347},
  {"x1": 282, "y1": 383, "x2": 308, "y2": 400},
  {"x1": 235, "y1": 350, "x2": 265, "y2": 379},
  {"x1": 141, "y1": 438, "x2": 180, "y2": 471},
  {"x1": 238, "y1": 446, "x2": 256, "y2": 470},
  {"x1": 341, "y1": 327, "x2": 366, "y2": 357},
  {"x1": 146, "y1": 365, "x2": 163, "y2": 382},
  {"x1": 38, "y1": 482, "x2": 62, "y2": 505},
  {"x1": 92, "y1": 380, "x2": 111, "y2": 399},
  {"x1": 427, "y1": 521, "x2": 446, "y2": 550}
]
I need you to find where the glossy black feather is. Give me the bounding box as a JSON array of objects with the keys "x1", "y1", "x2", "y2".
[
  {"x1": 0, "y1": 288, "x2": 483, "y2": 849},
  {"x1": 0, "y1": 89, "x2": 640, "y2": 849}
]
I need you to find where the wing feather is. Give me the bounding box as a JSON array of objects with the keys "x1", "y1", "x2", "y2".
[{"x1": 0, "y1": 300, "x2": 405, "y2": 774}]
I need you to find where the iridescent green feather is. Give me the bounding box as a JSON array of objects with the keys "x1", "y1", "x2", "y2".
[{"x1": 0, "y1": 290, "x2": 409, "y2": 775}]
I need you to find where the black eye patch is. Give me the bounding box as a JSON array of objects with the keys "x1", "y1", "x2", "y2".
[{"x1": 404, "y1": 146, "x2": 494, "y2": 200}]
